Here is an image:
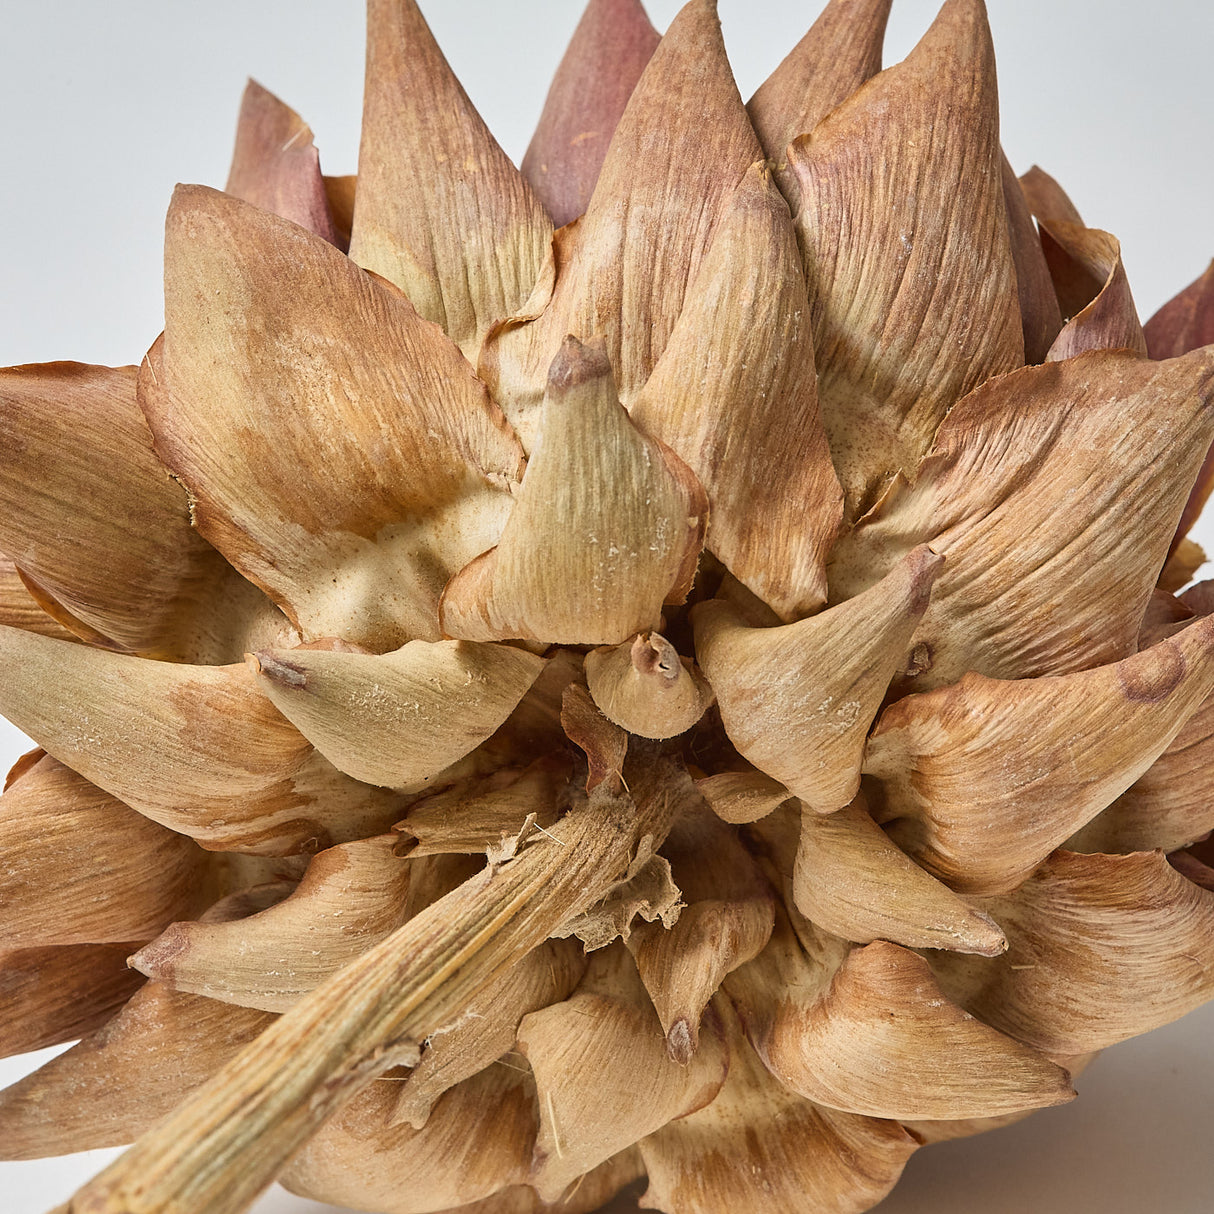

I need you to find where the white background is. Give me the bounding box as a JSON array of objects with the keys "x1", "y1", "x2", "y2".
[{"x1": 1, "y1": 1, "x2": 1212, "y2": 1210}]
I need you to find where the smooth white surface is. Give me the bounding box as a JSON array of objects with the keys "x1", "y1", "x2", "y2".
[{"x1": 2, "y1": 2, "x2": 1213, "y2": 1211}]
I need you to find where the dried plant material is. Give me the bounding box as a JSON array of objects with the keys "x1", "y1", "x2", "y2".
[
  {"x1": 556, "y1": 852, "x2": 683, "y2": 952},
  {"x1": 398, "y1": 758, "x2": 572, "y2": 858},
  {"x1": 518, "y1": 945, "x2": 729, "y2": 1200},
  {"x1": 490, "y1": 648, "x2": 585, "y2": 757},
  {"x1": 0, "y1": 626, "x2": 405, "y2": 854},
  {"x1": 1, "y1": 753, "x2": 209, "y2": 947},
  {"x1": 0, "y1": 944, "x2": 143, "y2": 1060},
  {"x1": 1146, "y1": 260, "x2": 1214, "y2": 552},
  {"x1": 865, "y1": 614, "x2": 1214, "y2": 895},
  {"x1": 0, "y1": 558, "x2": 80, "y2": 641},
  {"x1": 1146, "y1": 258, "x2": 1214, "y2": 359},
  {"x1": 482, "y1": 0, "x2": 762, "y2": 448},
  {"x1": 638, "y1": 995, "x2": 917, "y2": 1214},
  {"x1": 1001, "y1": 155, "x2": 1063, "y2": 363},
  {"x1": 789, "y1": 0, "x2": 1022, "y2": 516},
  {"x1": 444, "y1": 1151, "x2": 645, "y2": 1214},
  {"x1": 561, "y1": 683, "x2": 628, "y2": 793},
  {"x1": 747, "y1": 0, "x2": 891, "y2": 210},
  {"x1": 586, "y1": 633, "x2": 712, "y2": 740},
  {"x1": 65, "y1": 755, "x2": 686, "y2": 1214},
  {"x1": 442, "y1": 338, "x2": 707, "y2": 645},
  {"x1": 130, "y1": 835, "x2": 414, "y2": 1012},
  {"x1": 694, "y1": 545, "x2": 942, "y2": 812},
  {"x1": 349, "y1": 0, "x2": 552, "y2": 360},
  {"x1": 225, "y1": 79, "x2": 337, "y2": 243},
  {"x1": 728, "y1": 907, "x2": 1073, "y2": 1121},
  {"x1": 521, "y1": 0, "x2": 659, "y2": 227},
  {"x1": 932, "y1": 850, "x2": 1214, "y2": 1055},
  {"x1": 156, "y1": 184, "x2": 524, "y2": 651},
  {"x1": 281, "y1": 1061, "x2": 539, "y2": 1213},
  {"x1": 135, "y1": 335, "x2": 297, "y2": 663},
  {"x1": 793, "y1": 795, "x2": 1007, "y2": 955},
  {"x1": 697, "y1": 768, "x2": 791, "y2": 825},
  {"x1": 0, "y1": 361, "x2": 259, "y2": 661},
  {"x1": 4, "y1": 745, "x2": 44, "y2": 790},
  {"x1": 1069, "y1": 686, "x2": 1214, "y2": 855},
  {"x1": 1019, "y1": 166, "x2": 1145, "y2": 361},
  {"x1": 630, "y1": 162, "x2": 844, "y2": 620},
  {"x1": 12, "y1": 5, "x2": 1214, "y2": 1212},
  {"x1": 391, "y1": 938, "x2": 585, "y2": 1130},
  {"x1": 1138, "y1": 588, "x2": 1195, "y2": 647},
  {"x1": 830, "y1": 348, "x2": 1214, "y2": 686},
  {"x1": 904, "y1": 1049, "x2": 1098, "y2": 1143},
  {"x1": 1159, "y1": 536, "x2": 1206, "y2": 593},
  {"x1": 0, "y1": 984, "x2": 274, "y2": 1159},
  {"x1": 322, "y1": 175, "x2": 356, "y2": 251},
  {"x1": 250, "y1": 640, "x2": 546, "y2": 788},
  {"x1": 628, "y1": 809, "x2": 775, "y2": 1062}
]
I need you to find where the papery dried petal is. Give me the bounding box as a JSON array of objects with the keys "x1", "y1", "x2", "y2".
[
  {"x1": 637, "y1": 993, "x2": 916, "y2": 1214},
  {"x1": 0, "y1": 944, "x2": 143, "y2": 1060},
  {"x1": 561, "y1": 683, "x2": 629, "y2": 793},
  {"x1": 1069, "y1": 699, "x2": 1214, "y2": 855},
  {"x1": 793, "y1": 794, "x2": 1006, "y2": 954},
  {"x1": 747, "y1": 0, "x2": 891, "y2": 210},
  {"x1": 1146, "y1": 260, "x2": 1214, "y2": 549},
  {"x1": 157, "y1": 185, "x2": 524, "y2": 651},
  {"x1": 790, "y1": 0, "x2": 1023, "y2": 515},
  {"x1": 694, "y1": 545, "x2": 941, "y2": 812},
  {"x1": 1018, "y1": 167, "x2": 1145, "y2": 361},
  {"x1": 585, "y1": 632, "x2": 712, "y2": 740},
  {"x1": 390, "y1": 938, "x2": 585, "y2": 1130},
  {"x1": 0, "y1": 361, "x2": 269, "y2": 662},
  {"x1": 1, "y1": 753, "x2": 209, "y2": 947},
  {"x1": 0, "y1": 626, "x2": 405, "y2": 854},
  {"x1": 932, "y1": 850, "x2": 1214, "y2": 1054},
  {"x1": 518, "y1": 945, "x2": 728, "y2": 1200},
  {"x1": 866, "y1": 614, "x2": 1214, "y2": 894},
  {"x1": 0, "y1": 983, "x2": 273, "y2": 1159},
  {"x1": 397, "y1": 758, "x2": 572, "y2": 858},
  {"x1": 630, "y1": 161, "x2": 844, "y2": 620},
  {"x1": 350, "y1": 0, "x2": 553, "y2": 359},
  {"x1": 727, "y1": 907, "x2": 1073, "y2": 1120},
  {"x1": 0, "y1": 558, "x2": 80, "y2": 641},
  {"x1": 251, "y1": 640, "x2": 546, "y2": 788},
  {"x1": 521, "y1": 0, "x2": 659, "y2": 227},
  {"x1": 830, "y1": 348, "x2": 1214, "y2": 685},
  {"x1": 482, "y1": 0, "x2": 762, "y2": 449},
  {"x1": 1001, "y1": 155, "x2": 1063, "y2": 363},
  {"x1": 281, "y1": 1060, "x2": 538, "y2": 1213},
  {"x1": 225, "y1": 79, "x2": 337, "y2": 243},
  {"x1": 130, "y1": 835, "x2": 413, "y2": 1011},
  {"x1": 323, "y1": 175, "x2": 356, "y2": 251},
  {"x1": 696, "y1": 768, "x2": 791, "y2": 825},
  {"x1": 441, "y1": 337, "x2": 707, "y2": 645},
  {"x1": 627, "y1": 809, "x2": 774, "y2": 1061}
]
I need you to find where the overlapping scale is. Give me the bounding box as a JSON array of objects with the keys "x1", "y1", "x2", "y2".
[
  {"x1": 155, "y1": 185, "x2": 525, "y2": 652},
  {"x1": 789, "y1": 0, "x2": 1023, "y2": 516}
]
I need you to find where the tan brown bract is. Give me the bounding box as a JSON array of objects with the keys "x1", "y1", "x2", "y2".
[{"x1": 2, "y1": 2, "x2": 1214, "y2": 1213}]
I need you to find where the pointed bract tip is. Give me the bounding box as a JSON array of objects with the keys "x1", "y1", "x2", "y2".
[{"x1": 548, "y1": 335, "x2": 613, "y2": 392}]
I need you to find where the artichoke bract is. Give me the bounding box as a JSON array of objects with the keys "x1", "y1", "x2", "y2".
[{"x1": 3, "y1": 1, "x2": 1214, "y2": 1212}]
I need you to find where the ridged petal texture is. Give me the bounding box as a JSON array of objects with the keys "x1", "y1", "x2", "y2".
[{"x1": 5, "y1": 4, "x2": 1214, "y2": 1214}]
